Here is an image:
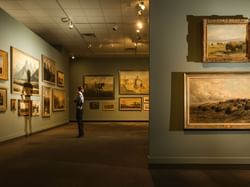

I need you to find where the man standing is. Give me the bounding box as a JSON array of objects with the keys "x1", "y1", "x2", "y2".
[{"x1": 75, "y1": 86, "x2": 84, "y2": 137}]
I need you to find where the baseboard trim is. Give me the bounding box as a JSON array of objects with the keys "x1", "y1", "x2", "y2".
[
  {"x1": 70, "y1": 120, "x2": 149, "y2": 123},
  {"x1": 0, "y1": 122, "x2": 69, "y2": 144},
  {"x1": 148, "y1": 156, "x2": 250, "y2": 165}
]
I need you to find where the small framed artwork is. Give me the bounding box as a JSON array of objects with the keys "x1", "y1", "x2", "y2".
[
  {"x1": 89, "y1": 102, "x2": 100, "y2": 110},
  {"x1": 57, "y1": 71, "x2": 64, "y2": 87},
  {"x1": 185, "y1": 72, "x2": 250, "y2": 129},
  {"x1": 10, "y1": 99, "x2": 16, "y2": 111},
  {"x1": 42, "y1": 55, "x2": 56, "y2": 85},
  {"x1": 31, "y1": 100, "x2": 40, "y2": 116},
  {"x1": 0, "y1": 50, "x2": 8, "y2": 80},
  {"x1": 119, "y1": 70, "x2": 149, "y2": 95},
  {"x1": 18, "y1": 99, "x2": 31, "y2": 116},
  {"x1": 119, "y1": 97, "x2": 142, "y2": 111},
  {"x1": 52, "y1": 88, "x2": 65, "y2": 112},
  {"x1": 11, "y1": 47, "x2": 40, "y2": 95},
  {"x1": 144, "y1": 103, "x2": 149, "y2": 111},
  {"x1": 203, "y1": 18, "x2": 249, "y2": 62},
  {"x1": 83, "y1": 75, "x2": 114, "y2": 100},
  {"x1": 102, "y1": 102, "x2": 115, "y2": 111},
  {"x1": 143, "y1": 96, "x2": 149, "y2": 103},
  {"x1": 42, "y1": 86, "x2": 51, "y2": 117},
  {"x1": 0, "y1": 88, "x2": 7, "y2": 112}
]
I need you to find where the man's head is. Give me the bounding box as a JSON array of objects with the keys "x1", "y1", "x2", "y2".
[{"x1": 78, "y1": 86, "x2": 84, "y2": 93}]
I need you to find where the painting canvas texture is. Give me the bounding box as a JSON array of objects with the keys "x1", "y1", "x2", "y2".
[
  {"x1": 0, "y1": 50, "x2": 8, "y2": 80},
  {"x1": 185, "y1": 73, "x2": 250, "y2": 129},
  {"x1": 11, "y1": 47, "x2": 39, "y2": 95},
  {"x1": 84, "y1": 75, "x2": 114, "y2": 100},
  {"x1": 42, "y1": 86, "x2": 51, "y2": 117},
  {"x1": 53, "y1": 89, "x2": 65, "y2": 111},
  {"x1": 119, "y1": 71, "x2": 149, "y2": 94},
  {"x1": 119, "y1": 97, "x2": 142, "y2": 111},
  {"x1": 203, "y1": 19, "x2": 248, "y2": 62},
  {"x1": 42, "y1": 55, "x2": 56, "y2": 84}
]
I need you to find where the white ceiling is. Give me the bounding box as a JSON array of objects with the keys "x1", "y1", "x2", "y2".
[{"x1": 0, "y1": 0, "x2": 149, "y2": 58}]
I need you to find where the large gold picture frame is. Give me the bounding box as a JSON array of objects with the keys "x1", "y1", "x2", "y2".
[
  {"x1": 119, "y1": 70, "x2": 149, "y2": 95},
  {"x1": 184, "y1": 72, "x2": 250, "y2": 129},
  {"x1": 83, "y1": 75, "x2": 114, "y2": 100},
  {"x1": 0, "y1": 50, "x2": 8, "y2": 80},
  {"x1": 42, "y1": 55, "x2": 56, "y2": 85},
  {"x1": 11, "y1": 47, "x2": 40, "y2": 95},
  {"x1": 203, "y1": 18, "x2": 249, "y2": 62},
  {"x1": 52, "y1": 88, "x2": 65, "y2": 112}
]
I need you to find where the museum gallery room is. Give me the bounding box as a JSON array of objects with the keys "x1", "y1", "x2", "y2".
[{"x1": 2, "y1": 0, "x2": 250, "y2": 186}]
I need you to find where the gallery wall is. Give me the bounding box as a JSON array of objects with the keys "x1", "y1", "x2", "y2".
[
  {"x1": 0, "y1": 9, "x2": 69, "y2": 142},
  {"x1": 69, "y1": 58, "x2": 149, "y2": 121},
  {"x1": 150, "y1": 0, "x2": 250, "y2": 164}
]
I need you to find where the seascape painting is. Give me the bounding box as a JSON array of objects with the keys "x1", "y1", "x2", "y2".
[
  {"x1": 203, "y1": 19, "x2": 248, "y2": 62},
  {"x1": 83, "y1": 75, "x2": 114, "y2": 100},
  {"x1": 11, "y1": 47, "x2": 39, "y2": 95},
  {"x1": 119, "y1": 70, "x2": 149, "y2": 94},
  {"x1": 185, "y1": 73, "x2": 250, "y2": 129},
  {"x1": 119, "y1": 97, "x2": 142, "y2": 111}
]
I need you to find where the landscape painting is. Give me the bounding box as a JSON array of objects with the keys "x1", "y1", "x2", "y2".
[
  {"x1": 203, "y1": 19, "x2": 248, "y2": 62},
  {"x1": 18, "y1": 99, "x2": 31, "y2": 116},
  {"x1": 102, "y1": 102, "x2": 115, "y2": 111},
  {"x1": 11, "y1": 47, "x2": 39, "y2": 95},
  {"x1": 0, "y1": 50, "x2": 8, "y2": 80},
  {"x1": 83, "y1": 75, "x2": 114, "y2": 100},
  {"x1": 42, "y1": 86, "x2": 51, "y2": 117},
  {"x1": 0, "y1": 88, "x2": 7, "y2": 112},
  {"x1": 32, "y1": 100, "x2": 40, "y2": 117},
  {"x1": 52, "y1": 88, "x2": 65, "y2": 112},
  {"x1": 185, "y1": 73, "x2": 250, "y2": 129},
  {"x1": 119, "y1": 70, "x2": 149, "y2": 94},
  {"x1": 42, "y1": 55, "x2": 56, "y2": 84},
  {"x1": 119, "y1": 97, "x2": 142, "y2": 111}
]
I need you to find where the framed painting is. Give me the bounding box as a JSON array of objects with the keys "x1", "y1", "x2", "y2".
[
  {"x1": 144, "y1": 103, "x2": 149, "y2": 111},
  {"x1": 119, "y1": 70, "x2": 149, "y2": 95},
  {"x1": 57, "y1": 71, "x2": 64, "y2": 87},
  {"x1": 10, "y1": 99, "x2": 16, "y2": 111},
  {"x1": 203, "y1": 18, "x2": 249, "y2": 62},
  {"x1": 42, "y1": 86, "x2": 51, "y2": 117},
  {"x1": 32, "y1": 100, "x2": 40, "y2": 117},
  {"x1": 102, "y1": 102, "x2": 115, "y2": 111},
  {"x1": 42, "y1": 55, "x2": 56, "y2": 85},
  {"x1": 52, "y1": 88, "x2": 65, "y2": 112},
  {"x1": 143, "y1": 96, "x2": 149, "y2": 103},
  {"x1": 0, "y1": 88, "x2": 7, "y2": 112},
  {"x1": 83, "y1": 75, "x2": 114, "y2": 100},
  {"x1": 11, "y1": 47, "x2": 39, "y2": 95},
  {"x1": 119, "y1": 97, "x2": 142, "y2": 111},
  {"x1": 0, "y1": 50, "x2": 8, "y2": 80},
  {"x1": 184, "y1": 72, "x2": 250, "y2": 129},
  {"x1": 18, "y1": 99, "x2": 31, "y2": 116},
  {"x1": 89, "y1": 102, "x2": 100, "y2": 110}
]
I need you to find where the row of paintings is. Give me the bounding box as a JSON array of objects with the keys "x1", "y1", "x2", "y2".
[
  {"x1": 89, "y1": 96, "x2": 150, "y2": 111},
  {"x1": 83, "y1": 70, "x2": 149, "y2": 100},
  {"x1": 0, "y1": 47, "x2": 65, "y2": 93},
  {"x1": 0, "y1": 87, "x2": 65, "y2": 117}
]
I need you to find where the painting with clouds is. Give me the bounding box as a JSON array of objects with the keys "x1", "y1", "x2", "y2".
[{"x1": 185, "y1": 73, "x2": 250, "y2": 129}]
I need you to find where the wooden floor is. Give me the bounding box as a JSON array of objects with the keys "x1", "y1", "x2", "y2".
[{"x1": 0, "y1": 122, "x2": 250, "y2": 187}]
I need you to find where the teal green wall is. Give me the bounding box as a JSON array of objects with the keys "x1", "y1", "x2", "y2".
[
  {"x1": 150, "y1": 0, "x2": 250, "y2": 164},
  {"x1": 69, "y1": 58, "x2": 149, "y2": 121},
  {"x1": 0, "y1": 9, "x2": 69, "y2": 142}
]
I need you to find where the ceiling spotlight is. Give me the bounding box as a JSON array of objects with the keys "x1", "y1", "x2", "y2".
[
  {"x1": 136, "y1": 29, "x2": 140, "y2": 33},
  {"x1": 112, "y1": 24, "x2": 119, "y2": 31},
  {"x1": 139, "y1": 1, "x2": 145, "y2": 10},
  {"x1": 137, "y1": 21, "x2": 143, "y2": 29},
  {"x1": 71, "y1": 55, "x2": 75, "y2": 60},
  {"x1": 68, "y1": 21, "x2": 73, "y2": 29},
  {"x1": 61, "y1": 17, "x2": 69, "y2": 22}
]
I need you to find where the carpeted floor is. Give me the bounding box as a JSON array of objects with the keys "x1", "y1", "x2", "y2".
[{"x1": 1, "y1": 122, "x2": 250, "y2": 187}]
